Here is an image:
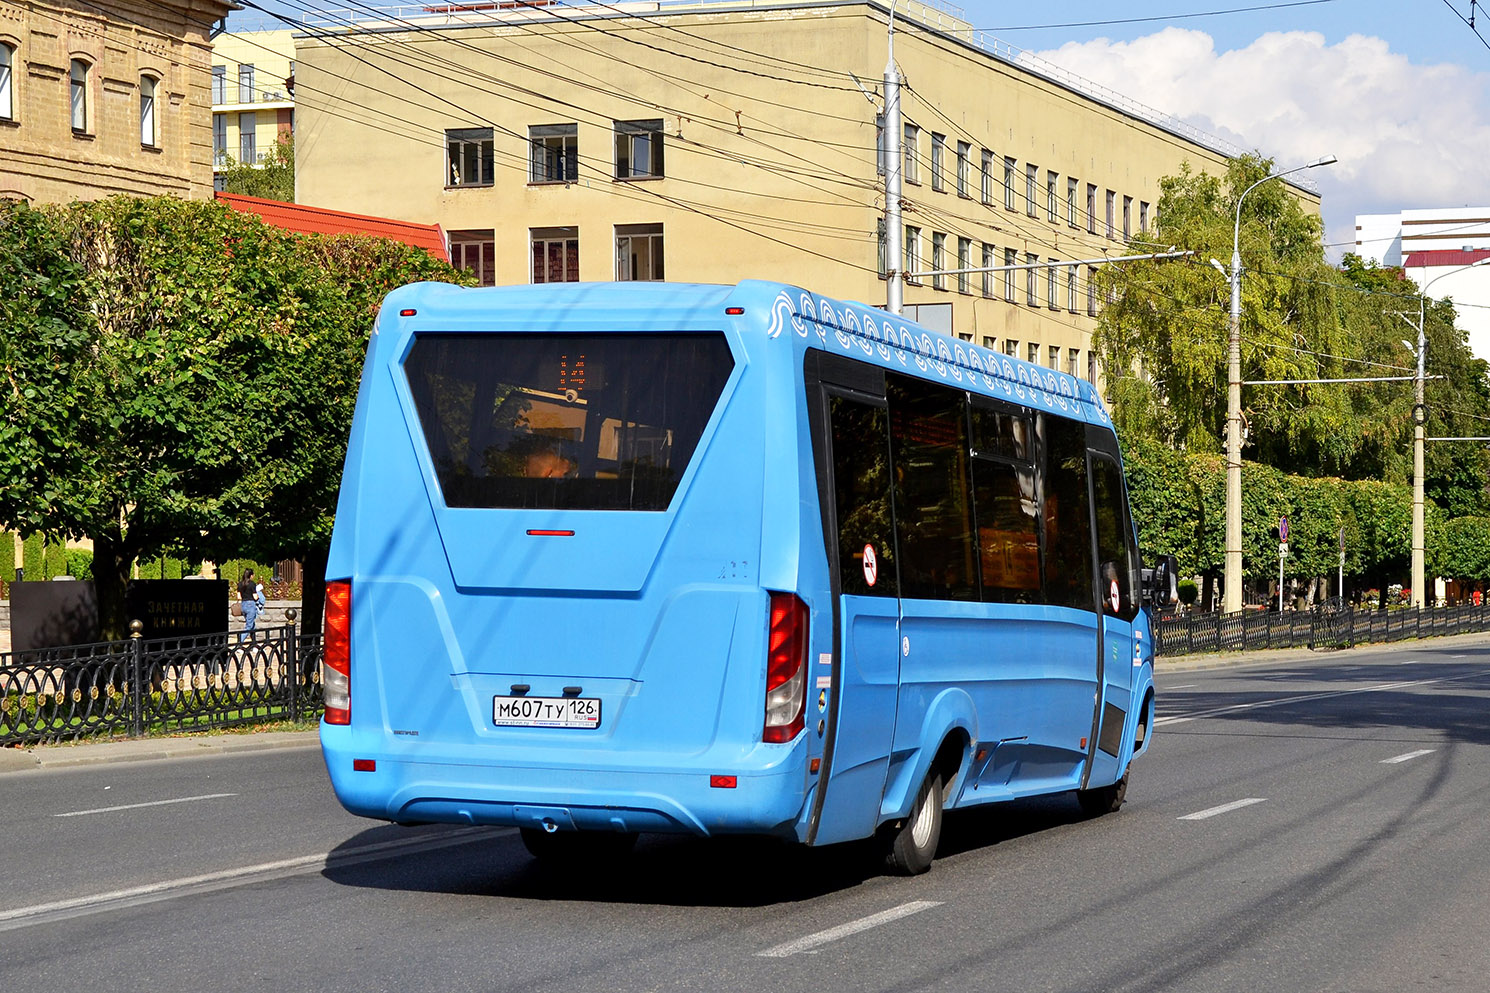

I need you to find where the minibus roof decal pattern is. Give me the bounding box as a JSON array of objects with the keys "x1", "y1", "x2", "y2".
[{"x1": 762, "y1": 285, "x2": 1110, "y2": 424}]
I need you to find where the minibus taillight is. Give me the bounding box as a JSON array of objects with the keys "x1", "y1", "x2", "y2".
[
  {"x1": 323, "y1": 580, "x2": 351, "y2": 725},
  {"x1": 763, "y1": 592, "x2": 808, "y2": 743}
]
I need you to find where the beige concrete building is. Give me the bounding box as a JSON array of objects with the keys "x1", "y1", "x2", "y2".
[
  {"x1": 293, "y1": 0, "x2": 1319, "y2": 383},
  {"x1": 0, "y1": 0, "x2": 235, "y2": 204},
  {"x1": 209, "y1": 28, "x2": 293, "y2": 187}
]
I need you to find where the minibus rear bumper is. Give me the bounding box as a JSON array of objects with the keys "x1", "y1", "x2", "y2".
[{"x1": 321, "y1": 724, "x2": 811, "y2": 839}]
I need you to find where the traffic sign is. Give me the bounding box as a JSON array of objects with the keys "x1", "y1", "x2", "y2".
[{"x1": 1279, "y1": 516, "x2": 1289, "y2": 542}]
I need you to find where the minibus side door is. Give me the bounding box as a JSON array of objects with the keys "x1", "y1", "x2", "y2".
[
  {"x1": 807, "y1": 385, "x2": 903, "y2": 846},
  {"x1": 1083, "y1": 436, "x2": 1142, "y2": 788}
]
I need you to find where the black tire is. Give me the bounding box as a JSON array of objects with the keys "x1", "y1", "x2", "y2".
[
  {"x1": 519, "y1": 827, "x2": 638, "y2": 862},
  {"x1": 1077, "y1": 768, "x2": 1129, "y2": 817},
  {"x1": 882, "y1": 771, "x2": 945, "y2": 876}
]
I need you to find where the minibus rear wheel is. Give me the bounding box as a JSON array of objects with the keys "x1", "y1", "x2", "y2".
[
  {"x1": 1076, "y1": 769, "x2": 1129, "y2": 816},
  {"x1": 520, "y1": 828, "x2": 638, "y2": 862},
  {"x1": 882, "y1": 771, "x2": 945, "y2": 876}
]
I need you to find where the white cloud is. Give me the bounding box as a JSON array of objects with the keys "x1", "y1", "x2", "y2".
[{"x1": 1030, "y1": 27, "x2": 1490, "y2": 255}]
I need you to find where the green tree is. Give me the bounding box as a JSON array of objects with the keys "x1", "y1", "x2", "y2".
[
  {"x1": 217, "y1": 131, "x2": 295, "y2": 203},
  {"x1": 0, "y1": 196, "x2": 468, "y2": 638}
]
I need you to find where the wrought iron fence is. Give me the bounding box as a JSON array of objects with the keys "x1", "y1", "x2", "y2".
[
  {"x1": 1154, "y1": 601, "x2": 1490, "y2": 657},
  {"x1": 0, "y1": 624, "x2": 323, "y2": 747}
]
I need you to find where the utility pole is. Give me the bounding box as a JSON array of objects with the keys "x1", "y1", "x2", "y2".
[{"x1": 883, "y1": 2, "x2": 903, "y2": 316}]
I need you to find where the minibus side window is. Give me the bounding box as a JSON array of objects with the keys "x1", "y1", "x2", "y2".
[
  {"x1": 888, "y1": 374, "x2": 977, "y2": 601},
  {"x1": 829, "y1": 395, "x2": 897, "y2": 598},
  {"x1": 1042, "y1": 416, "x2": 1094, "y2": 611},
  {"x1": 1091, "y1": 453, "x2": 1141, "y2": 621}
]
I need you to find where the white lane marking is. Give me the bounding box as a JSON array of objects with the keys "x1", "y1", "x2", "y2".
[
  {"x1": 55, "y1": 793, "x2": 238, "y2": 818},
  {"x1": 1179, "y1": 798, "x2": 1266, "y2": 821},
  {"x1": 1382, "y1": 749, "x2": 1437, "y2": 764},
  {"x1": 1452, "y1": 654, "x2": 1467, "y2": 659},
  {"x1": 1399, "y1": 660, "x2": 1419, "y2": 665},
  {"x1": 1166, "y1": 684, "x2": 1196, "y2": 690},
  {"x1": 0, "y1": 827, "x2": 504, "y2": 932},
  {"x1": 757, "y1": 901, "x2": 942, "y2": 957},
  {"x1": 1154, "y1": 671, "x2": 1486, "y2": 726}
]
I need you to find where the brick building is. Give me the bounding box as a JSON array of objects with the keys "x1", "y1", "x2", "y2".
[{"x1": 0, "y1": 0, "x2": 236, "y2": 204}]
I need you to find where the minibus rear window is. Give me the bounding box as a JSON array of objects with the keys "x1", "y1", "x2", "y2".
[{"x1": 404, "y1": 332, "x2": 733, "y2": 511}]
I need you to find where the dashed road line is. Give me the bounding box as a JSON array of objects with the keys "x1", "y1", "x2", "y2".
[
  {"x1": 757, "y1": 901, "x2": 942, "y2": 957},
  {"x1": 1381, "y1": 749, "x2": 1437, "y2": 764},
  {"x1": 1179, "y1": 798, "x2": 1267, "y2": 821},
  {"x1": 55, "y1": 793, "x2": 238, "y2": 818}
]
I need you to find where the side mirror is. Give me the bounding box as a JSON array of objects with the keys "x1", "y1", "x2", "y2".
[{"x1": 1143, "y1": 553, "x2": 1180, "y2": 609}]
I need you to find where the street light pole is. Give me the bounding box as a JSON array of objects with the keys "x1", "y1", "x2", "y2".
[
  {"x1": 1410, "y1": 255, "x2": 1490, "y2": 608},
  {"x1": 883, "y1": 3, "x2": 903, "y2": 316},
  {"x1": 1223, "y1": 154, "x2": 1336, "y2": 613}
]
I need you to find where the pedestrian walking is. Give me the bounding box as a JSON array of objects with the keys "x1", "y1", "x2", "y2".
[{"x1": 237, "y1": 568, "x2": 261, "y2": 641}]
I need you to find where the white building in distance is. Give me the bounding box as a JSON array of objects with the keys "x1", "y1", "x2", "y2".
[{"x1": 1355, "y1": 208, "x2": 1490, "y2": 361}]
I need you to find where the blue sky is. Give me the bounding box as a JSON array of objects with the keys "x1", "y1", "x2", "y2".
[{"x1": 229, "y1": 1, "x2": 1490, "y2": 255}]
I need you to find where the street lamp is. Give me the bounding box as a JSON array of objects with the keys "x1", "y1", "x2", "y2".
[
  {"x1": 1410, "y1": 255, "x2": 1490, "y2": 608},
  {"x1": 1223, "y1": 155, "x2": 1337, "y2": 613}
]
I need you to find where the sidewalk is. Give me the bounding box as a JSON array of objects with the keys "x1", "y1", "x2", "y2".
[
  {"x1": 1156, "y1": 628, "x2": 1490, "y2": 671},
  {"x1": 0, "y1": 729, "x2": 321, "y2": 775}
]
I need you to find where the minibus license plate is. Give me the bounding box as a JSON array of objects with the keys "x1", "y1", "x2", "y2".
[{"x1": 493, "y1": 695, "x2": 601, "y2": 729}]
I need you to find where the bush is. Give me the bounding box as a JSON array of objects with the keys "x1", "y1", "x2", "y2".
[
  {"x1": 65, "y1": 548, "x2": 93, "y2": 581},
  {"x1": 1177, "y1": 578, "x2": 1199, "y2": 606},
  {"x1": 135, "y1": 555, "x2": 199, "y2": 580}
]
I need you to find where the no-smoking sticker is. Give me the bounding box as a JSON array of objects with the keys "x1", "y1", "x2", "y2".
[
  {"x1": 863, "y1": 543, "x2": 878, "y2": 587},
  {"x1": 1109, "y1": 579, "x2": 1121, "y2": 613}
]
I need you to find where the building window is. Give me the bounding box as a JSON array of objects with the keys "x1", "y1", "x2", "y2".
[
  {"x1": 239, "y1": 111, "x2": 256, "y2": 162},
  {"x1": 1046, "y1": 171, "x2": 1058, "y2": 222},
  {"x1": 1049, "y1": 345, "x2": 1060, "y2": 368},
  {"x1": 530, "y1": 123, "x2": 578, "y2": 183},
  {"x1": 957, "y1": 237, "x2": 972, "y2": 294},
  {"x1": 1004, "y1": 339, "x2": 1018, "y2": 357},
  {"x1": 1027, "y1": 342, "x2": 1039, "y2": 365},
  {"x1": 211, "y1": 65, "x2": 225, "y2": 104},
  {"x1": 980, "y1": 149, "x2": 993, "y2": 205},
  {"x1": 980, "y1": 243, "x2": 994, "y2": 298},
  {"x1": 904, "y1": 225, "x2": 921, "y2": 284},
  {"x1": 930, "y1": 133, "x2": 945, "y2": 192},
  {"x1": 1088, "y1": 351, "x2": 1099, "y2": 382},
  {"x1": 1105, "y1": 190, "x2": 1116, "y2": 238},
  {"x1": 956, "y1": 141, "x2": 970, "y2": 197},
  {"x1": 213, "y1": 115, "x2": 227, "y2": 164},
  {"x1": 615, "y1": 119, "x2": 663, "y2": 180},
  {"x1": 1003, "y1": 156, "x2": 1016, "y2": 210},
  {"x1": 0, "y1": 44, "x2": 12, "y2": 122},
  {"x1": 531, "y1": 227, "x2": 579, "y2": 282},
  {"x1": 1123, "y1": 195, "x2": 1132, "y2": 240},
  {"x1": 1025, "y1": 253, "x2": 1038, "y2": 306},
  {"x1": 1067, "y1": 348, "x2": 1080, "y2": 376},
  {"x1": 877, "y1": 218, "x2": 887, "y2": 278},
  {"x1": 447, "y1": 127, "x2": 495, "y2": 187},
  {"x1": 1003, "y1": 247, "x2": 1016, "y2": 300},
  {"x1": 1087, "y1": 266, "x2": 1099, "y2": 316},
  {"x1": 931, "y1": 232, "x2": 947, "y2": 290},
  {"x1": 140, "y1": 75, "x2": 158, "y2": 147},
  {"x1": 1140, "y1": 200, "x2": 1150, "y2": 233},
  {"x1": 238, "y1": 63, "x2": 254, "y2": 104},
  {"x1": 1086, "y1": 184, "x2": 1097, "y2": 234},
  {"x1": 450, "y1": 229, "x2": 496, "y2": 286},
  {"x1": 903, "y1": 123, "x2": 920, "y2": 184},
  {"x1": 1067, "y1": 264, "x2": 1078, "y2": 312},
  {"x1": 1025, "y1": 164, "x2": 1038, "y2": 216},
  {"x1": 1067, "y1": 177, "x2": 1078, "y2": 227},
  {"x1": 616, "y1": 223, "x2": 664, "y2": 280},
  {"x1": 1047, "y1": 261, "x2": 1059, "y2": 310},
  {"x1": 982, "y1": 336, "x2": 995, "y2": 350},
  {"x1": 70, "y1": 59, "x2": 88, "y2": 132}
]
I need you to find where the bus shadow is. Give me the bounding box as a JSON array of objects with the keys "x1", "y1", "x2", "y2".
[{"x1": 320, "y1": 797, "x2": 1089, "y2": 906}]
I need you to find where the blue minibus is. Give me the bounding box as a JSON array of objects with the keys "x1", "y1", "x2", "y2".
[{"x1": 320, "y1": 279, "x2": 1172, "y2": 874}]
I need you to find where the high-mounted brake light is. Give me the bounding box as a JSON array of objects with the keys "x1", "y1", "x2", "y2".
[
  {"x1": 725, "y1": 306, "x2": 745, "y2": 316},
  {"x1": 763, "y1": 592, "x2": 808, "y2": 743},
  {"x1": 399, "y1": 309, "x2": 417, "y2": 317},
  {"x1": 323, "y1": 579, "x2": 352, "y2": 725}
]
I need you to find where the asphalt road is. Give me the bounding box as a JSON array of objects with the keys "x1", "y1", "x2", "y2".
[{"x1": 2, "y1": 637, "x2": 1489, "y2": 993}]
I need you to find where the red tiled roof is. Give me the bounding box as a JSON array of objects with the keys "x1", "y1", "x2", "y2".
[
  {"x1": 1403, "y1": 249, "x2": 1490, "y2": 269},
  {"x1": 215, "y1": 192, "x2": 448, "y2": 262}
]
